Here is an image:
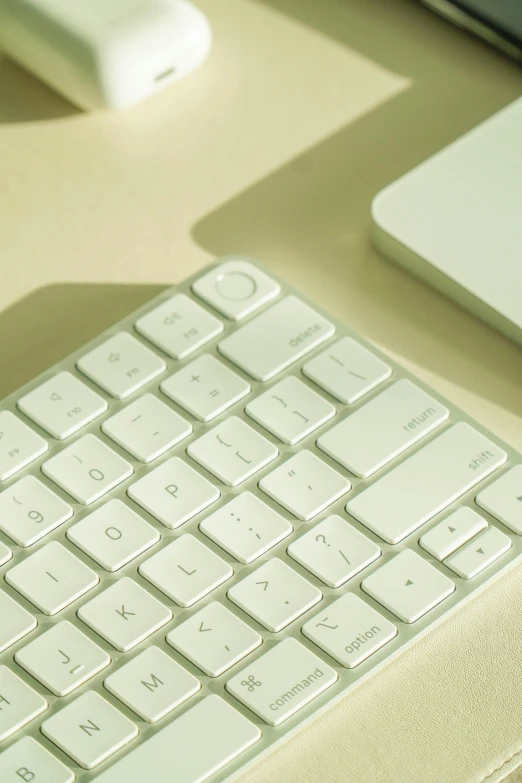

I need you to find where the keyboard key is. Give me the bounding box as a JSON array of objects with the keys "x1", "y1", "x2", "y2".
[
  {"x1": 246, "y1": 376, "x2": 335, "y2": 445},
  {"x1": 42, "y1": 434, "x2": 133, "y2": 505},
  {"x1": 78, "y1": 577, "x2": 172, "y2": 652},
  {"x1": 302, "y1": 337, "x2": 391, "y2": 404},
  {"x1": 161, "y1": 354, "x2": 250, "y2": 422},
  {"x1": 15, "y1": 621, "x2": 110, "y2": 696},
  {"x1": 0, "y1": 737, "x2": 74, "y2": 783},
  {"x1": 361, "y1": 550, "x2": 455, "y2": 623},
  {"x1": 287, "y1": 514, "x2": 381, "y2": 588},
  {"x1": 419, "y1": 507, "x2": 487, "y2": 560},
  {"x1": 476, "y1": 465, "x2": 522, "y2": 535},
  {"x1": 6, "y1": 542, "x2": 98, "y2": 615},
  {"x1": 167, "y1": 601, "x2": 262, "y2": 677},
  {"x1": 0, "y1": 476, "x2": 73, "y2": 547},
  {"x1": 0, "y1": 411, "x2": 48, "y2": 482},
  {"x1": 226, "y1": 638, "x2": 337, "y2": 726},
  {"x1": 77, "y1": 332, "x2": 166, "y2": 399},
  {"x1": 128, "y1": 457, "x2": 219, "y2": 529},
  {"x1": 302, "y1": 593, "x2": 397, "y2": 668},
  {"x1": 0, "y1": 541, "x2": 12, "y2": 566},
  {"x1": 317, "y1": 379, "x2": 449, "y2": 478},
  {"x1": 187, "y1": 416, "x2": 278, "y2": 486},
  {"x1": 445, "y1": 526, "x2": 512, "y2": 579},
  {"x1": 259, "y1": 450, "x2": 351, "y2": 521},
  {"x1": 0, "y1": 590, "x2": 36, "y2": 653},
  {"x1": 18, "y1": 371, "x2": 107, "y2": 440},
  {"x1": 102, "y1": 393, "x2": 192, "y2": 462},
  {"x1": 139, "y1": 534, "x2": 233, "y2": 607},
  {"x1": 91, "y1": 695, "x2": 260, "y2": 783},
  {"x1": 192, "y1": 259, "x2": 280, "y2": 321},
  {"x1": 0, "y1": 667, "x2": 47, "y2": 741},
  {"x1": 67, "y1": 499, "x2": 160, "y2": 572},
  {"x1": 41, "y1": 692, "x2": 138, "y2": 770},
  {"x1": 105, "y1": 646, "x2": 200, "y2": 723},
  {"x1": 228, "y1": 558, "x2": 321, "y2": 632},
  {"x1": 200, "y1": 492, "x2": 292, "y2": 564},
  {"x1": 347, "y1": 423, "x2": 507, "y2": 544},
  {"x1": 218, "y1": 296, "x2": 335, "y2": 382},
  {"x1": 135, "y1": 293, "x2": 223, "y2": 359}
]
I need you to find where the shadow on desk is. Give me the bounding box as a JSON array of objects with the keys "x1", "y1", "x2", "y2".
[
  {"x1": 192, "y1": 0, "x2": 522, "y2": 432},
  {"x1": 0, "y1": 56, "x2": 79, "y2": 124},
  {"x1": 0, "y1": 283, "x2": 166, "y2": 399}
]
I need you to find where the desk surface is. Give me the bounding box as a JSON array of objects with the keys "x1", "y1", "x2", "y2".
[{"x1": 1, "y1": 1, "x2": 522, "y2": 782}]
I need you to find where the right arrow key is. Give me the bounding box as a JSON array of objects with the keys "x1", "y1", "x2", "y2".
[{"x1": 444, "y1": 526, "x2": 512, "y2": 579}]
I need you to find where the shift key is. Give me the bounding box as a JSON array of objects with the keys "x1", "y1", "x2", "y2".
[
  {"x1": 218, "y1": 296, "x2": 335, "y2": 381},
  {"x1": 226, "y1": 638, "x2": 337, "y2": 726},
  {"x1": 346, "y1": 423, "x2": 506, "y2": 544}
]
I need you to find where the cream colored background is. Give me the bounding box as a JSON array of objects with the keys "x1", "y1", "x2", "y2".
[{"x1": 1, "y1": 0, "x2": 522, "y2": 781}]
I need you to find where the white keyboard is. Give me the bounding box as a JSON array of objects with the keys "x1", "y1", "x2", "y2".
[{"x1": 1, "y1": 257, "x2": 521, "y2": 783}]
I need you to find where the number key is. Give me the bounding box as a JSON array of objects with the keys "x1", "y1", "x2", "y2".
[{"x1": 0, "y1": 476, "x2": 73, "y2": 547}]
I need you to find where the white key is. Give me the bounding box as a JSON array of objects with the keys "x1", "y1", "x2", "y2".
[
  {"x1": 105, "y1": 646, "x2": 200, "y2": 723},
  {"x1": 41, "y1": 692, "x2": 137, "y2": 770},
  {"x1": 302, "y1": 593, "x2": 397, "y2": 668},
  {"x1": 259, "y1": 450, "x2": 351, "y2": 521},
  {"x1": 15, "y1": 621, "x2": 110, "y2": 696},
  {"x1": 226, "y1": 638, "x2": 337, "y2": 726},
  {"x1": 102, "y1": 394, "x2": 192, "y2": 462},
  {"x1": 476, "y1": 465, "x2": 522, "y2": 535},
  {"x1": 78, "y1": 577, "x2": 172, "y2": 652},
  {"x1": 0, "y1": 541, "x2": 12, "y2": 566},
  {"x1": 0, "y1": 476, "x2": 72, "y2": 547},
  {"x1": 187, "y1": 417, "x2": 278, "y2": 487},
  {"x1": 192, "y1": 259, "x2": 280, "y2": 321},
  {"x1": 246, "y1": 376, "x2": 335, "y2": 445},
  {"x1": 0, "y1": 667, "x2": 47, "y2": 741},
  {"x1": 42, "y1": 434, "x2": 133, "y2": 504},
  {"x1": 91, "y1": 695, "x2": 260, "y2": 783},
  {"x1": 139, "y1": 535, "x2": 233, "y2": 608},
  {"x1": 218, "y1": 296, "x2": 335, "y2": 382},
  {"x1": 18, "y1": 371, "x2": 107, "y2": 440},
  {"x1": 361, "y1": 550, "x2": 455, "y2": 623},
  {"x1": 287, "y1": 514, "x2": 381, "y2": 588},
  {"x1": 6, "y1": 542, "x2": 98, "y2": 615},
  {"x1": 302, "y1": 337, "x2": 392, "y2": 404},
  {"x1": 67, "y1": 499, "x2": 160, "y2": 572},
  {"x1": 167, "y1": 601, "x2": 262, "y2": 677},
  {"x1": 419, "y1": 507, "x2": 487, "y2": 560},
  {"x1": 128, "y1": 457, "x2": 219, "y2": 528},
  {"x1": 0, "y1": 411, "x2": 47, "y2": 482},
  {"x1": 200, "y1": 492, "x2": 293, "y2": 564},
  {"x1": 317, "y1": 380, "x2": 449, "y2": 478},
  {"x1": 135, "y1": 293, "x2": 223, "y2": 359},
  {"x1": 228, "y1": 559, "x2": 321, "y2": 632},
  {"x1": 347, "y1": 423, "x2": 507, "y2": 545},
  {"x1": 0, "y1": 737, "x2": 74, "y2": 783},
  {"x1": 161, "y1": 355, "x2": 250, "y2": 422},
  {"x1": 0, "y1": 591, "x2": 36, "y2": 653},
  {"x1": 445, "y1": 526, "x2": 512, "y2": 579},
  {"x1": 77, "y1": 332, "x2": 166, "y2": 399}
]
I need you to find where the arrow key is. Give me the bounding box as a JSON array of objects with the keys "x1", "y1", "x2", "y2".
[
  {"x1": 361, "y1": 550, "x2": 454, "y2": 623},
  {"x1": 167, "y1": 602, "x2": 262, "y2": 677},
  {"x1": 444, "y1": 526, "x2": 512, "y2": 579},
  {"x1": 419, "y1": 507, "x2": 487, "y2": 561}
]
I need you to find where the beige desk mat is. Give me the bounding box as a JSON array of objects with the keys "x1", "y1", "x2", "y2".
[{"x1": 1, "y1": 1, "x2": 522, "y2": 781}]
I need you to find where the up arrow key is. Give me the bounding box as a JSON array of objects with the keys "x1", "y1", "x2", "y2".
[{"x1": 477, "y1": 548, "x2": 484, "y2": 555}]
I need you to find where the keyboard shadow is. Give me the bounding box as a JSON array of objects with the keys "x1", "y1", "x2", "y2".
[
  {"x1": 192, "y1": 0, "x2": 522, "y2": 428},
  {"x1": 0, "y1": 283, "x2": 167, "y2": 399},
  {"x1": 0, "y1": 56, "x2": 81, "y2": 124}
]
